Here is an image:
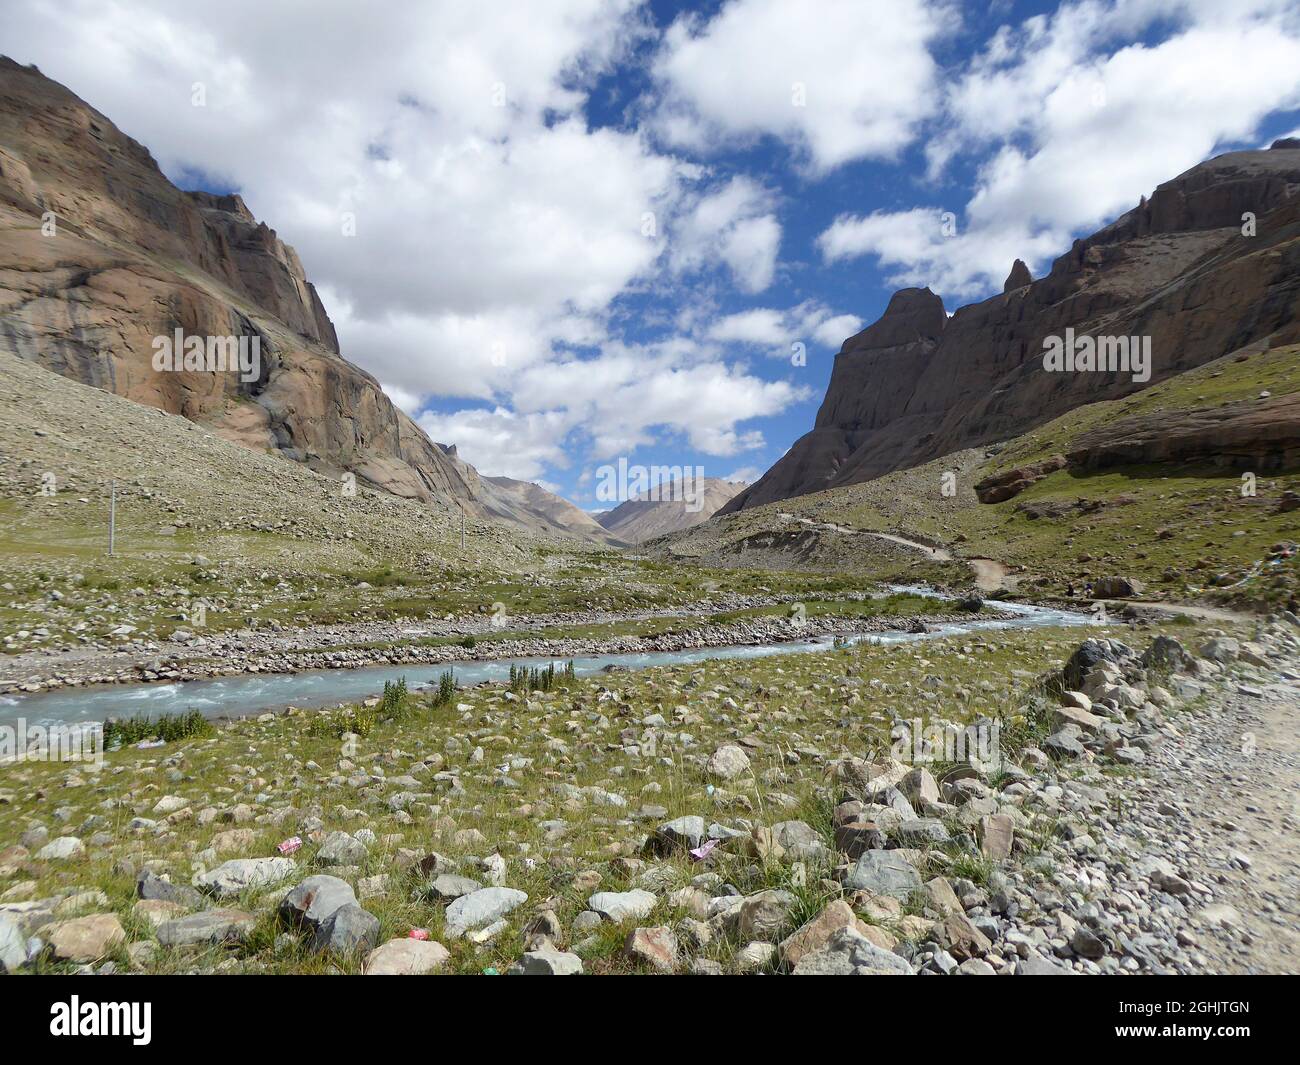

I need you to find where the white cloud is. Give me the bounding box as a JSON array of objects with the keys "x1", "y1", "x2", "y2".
[
  {"x1": 668, "y1": 176, "x2": 781, "y2": 293},
  {"x1": 652, "y1": 0, "x2": 953, "y2": 173},
  {"x1": 723, "y1": 466, "x2": 762, "y2": 484},
  {"x1": 707, "y1": 301, "x2": 863, "y2": 353},
  {"x1": 418, "y1": 407, "x2": 575, "y2": 482},
  {"x1": 2, "y1": 0, "x2": 814, "y2": 490},
  {"x1": 818, "y1": 0, "x2": 1300, "y2": 296}
]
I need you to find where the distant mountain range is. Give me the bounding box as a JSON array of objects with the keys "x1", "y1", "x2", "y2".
[{"x1": 596, "y1": 478, "x2": 746, "y2": 543}]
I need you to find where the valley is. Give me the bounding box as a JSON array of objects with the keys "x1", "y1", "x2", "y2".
[{"x1": 0, "y1": 51, "x2": 1297, "y2": 985}]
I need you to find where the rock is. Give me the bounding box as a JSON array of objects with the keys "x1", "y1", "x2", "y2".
[
  {"x1": 835, "y1": 820, "x2": 886, "y2": 857},
  {"x1": 508, "y1": 943, "x2": 584, "y2": 975},
  {"x1": 132, "y1": 899, "x2": 187, "y2": 929},
  {"x1": 770, "y1": 820, "x2": 829, "y2": 861},
  {"x1": 364, "y1": 937, "x2": 451, "y2": 975},
  {"x1": 1093, "y1": 576, "x2": 1145, "y2": 598},
  {"x1": 780, "y1": 900, "x2": 868, "y2": 968},
  {"x1": 317, "y1": 831, "x2": 368, "y2": 865},
  {"x1": 1003, "y1": 258, "x2": 1033, "y2": 292},
  {"x1": 428, "y1": 874, "x2": 482, "y2": 900},
  {"x1": 1140, "y1": 635, "x2": 1193, "y2": 672},
  {"x1": 156, "y1": 909, "x2": 255, "y2": 948},
  {"x1": 624, "y1": 926, "x2": 677, "y2": 972},
  {"x1": 1062, "y1": 638, "x2": 1133, "y2": 691},
  {"x1": 588, "y1": 889, "x2": 657, "y2": 923},
  {"x1": 1017, "y1": 954, "x2": 1075, "y2": 975},
  {"x1": 735, "y1": 941, "x2": 777, "y2": 973},
  {"x1": 974, "y1": 456, "x2": 1069, "y2": 503},
  {"x1": 36, "y1": 836, "x2": 85, "y2": 861},
  {"x1": 279, "y1": 874, "x2": 357, "y2": 931},
  {"x1": 940, "y1": 913, "x2": 992, "y2": 961},
  {"x1": 152, "y1": 795, "x2": 190, "y2": 815},
  {"x1": 1071, "y1": 927, "x2": 1107, "y2": 960},
  {"x1": 921, "y1": 877, "x2": 961, "y2": 916},
  {"x1": 210, "y1": 828, "x2": 257, "y2": 854},
  {"x1": 444, "y1": 887, "x2": 528, "y2": 939},
  {"x1": 654, "y1": 816, "x2": 707, "y2": 852},
  {"x1": 899, "y1": 767, "x2": 940, "y2": 806},
  {"x1": 1199, "y1": 637, "x2": 1240, "y2": 663},
  {"x1": 1052, "y1": 704, "x2": 1103, "y2": 734},
  {"x1": 137, "y1": 870, "x2": 206, "y2": 910},
  {"x1": 47, "y1": 914, "x2": 125, "y2": 962},
  {"x1": 0, "y1": 914, "x2": 26, "y2": 972},
  {"x1": 196, "y1": 857, "x2": 297, "y2": 898},
  {"x1": 843, "y1": 849, "x2": 922, "y2": 899},
  {"x1": 313, "y1": 903, "x2": 380, "y2": 955},
  {"x1": 1043, "y1": 728, "x2": 1086, "y2": 758},
  {"x1": 737, "y1": 890, "x2": 796, "y2": 942},
  {"x1": 707, "y1": 745, "x2": 751, "y2": 780},
  {"x1": 891, "y1": 818, "x2": 951, "y2": 846},
  {"x1": 978, "y1": 814, "x2": 1015, "y2": 860},
  {"x1": 792, "y1": 926, "x2": 912, "y2": 975}
]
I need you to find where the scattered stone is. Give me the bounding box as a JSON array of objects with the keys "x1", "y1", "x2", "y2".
[{"x1": 364, "y1": 937, "x2": 451, "y2": 975}]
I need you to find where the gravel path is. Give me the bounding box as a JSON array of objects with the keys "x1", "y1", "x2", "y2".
[{"x1": 1136, "y1": 660, "x2": 1300, "y2": 973}]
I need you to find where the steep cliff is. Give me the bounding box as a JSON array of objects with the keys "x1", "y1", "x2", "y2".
[
  {"x1": 0, "y1": 58, "x2": 601, "y2": 540},
  {"x1": 724, "y1": 142, "x2": 1300, "y2": 513}
]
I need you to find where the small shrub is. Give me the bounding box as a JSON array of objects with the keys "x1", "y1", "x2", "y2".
[
  {"x1": 103, "y1": 710, "x2": 213, "y2": 747},
  {"x1": 379, "y1": 677, "x2": 409, "y2": 719},
  {"x1": 508, "y1": 661, "x2": 575, "y2": 694}
]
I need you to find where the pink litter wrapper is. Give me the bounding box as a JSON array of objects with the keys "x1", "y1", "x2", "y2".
[
  {"x1": 277, "y1": 836, "x2": 302, "y2": 855},
  {"x1": 408, "y1": 928, "x2": 430, "y2": 940},
  {"x1": 689, "y1": 838, "x2": 721, "y2": 861}
]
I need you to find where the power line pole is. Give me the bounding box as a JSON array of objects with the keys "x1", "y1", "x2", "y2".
[
  {"x1": 108, "y1": 481, "x2": 116, "y2": 557},
  {"x1": 461, "y1": 504, "x2": 465, "y2": 551}
]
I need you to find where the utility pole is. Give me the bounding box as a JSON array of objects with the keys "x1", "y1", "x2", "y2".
[
  {"x1": 108, "y1": 481, "x2": 117, "y2": 557},
  {"x1": 460, "y1": 504, "x2": 465, "y2": 551}
]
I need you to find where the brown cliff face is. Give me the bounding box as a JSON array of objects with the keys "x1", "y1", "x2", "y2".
[
  {"x1": 0, "y1": 58, "x2": 598, "y2": 539},
  {"x1": 724, "y1": 144, "x2": 1300, "y2": 513}
]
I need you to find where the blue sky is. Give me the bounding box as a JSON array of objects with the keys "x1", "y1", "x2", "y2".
[{"x1": 7, "y1": 0, "x2": 1300, "y2": 506}]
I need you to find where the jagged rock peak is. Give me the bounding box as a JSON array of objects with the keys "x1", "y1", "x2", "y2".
[
  {"x1": 842, "y1": 287, "x2": 947, "y2": 353},
  {"x1": 1272, "y1": 137, "x2": 1300, "y2": 150},
  {"x1": 1003, "y1": 259, "x2": 1033, "y2": 292},
  {"x1": 881, "y1": 286, "x2": 945, "y2": 318}
]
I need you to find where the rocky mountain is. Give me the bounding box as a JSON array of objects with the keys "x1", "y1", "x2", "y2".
[
  {"x1": 0, "y1": 58, "x2": 606, "y2": 544},
  {"x1": 724, "y1": 142, "x2": 1300, "y2": 513},
  {"x1": 596, "y1": 478, "x2": 747, "y2": 543},
  {"x1": 482, "y1": 475, "x2": 627, "y2": 547}
]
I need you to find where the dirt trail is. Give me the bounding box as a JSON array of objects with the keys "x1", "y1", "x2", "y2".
[
  {"x1": 854, "y1": 529, "x2": 1014, "y2": 592},
  {"x1": 1132, "y1": 655, "x2": 1300, "y2": 973},
  {"x1": 1112, "y1": 599, "x2": 1257, "y2": 624}
]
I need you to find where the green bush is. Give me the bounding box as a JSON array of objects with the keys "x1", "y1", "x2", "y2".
[{"x1": 103, "y1": 710, "x2": 213, "y2": 747}]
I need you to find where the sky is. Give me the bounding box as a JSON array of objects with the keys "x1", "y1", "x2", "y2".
[{"x1": 6, "y1": 0, "x2": 1300, "y2": 506}]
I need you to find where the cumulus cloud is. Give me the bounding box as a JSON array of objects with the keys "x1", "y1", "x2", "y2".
[
  {"x1": 3, "y1": 0, "x2": 815, "y2": 485},
  {"x1": 707, "y1": 301, "x2": 863, "y2": 354},
  {"x1": 819, "y1": 0, "x2": 1300, "y2": 296},
  {"x1": 668, "y1": 176, "x2": 782, "y2": 293},
  {"x1": 652, "y1": 0, "x2": 953, "y2": 173}
]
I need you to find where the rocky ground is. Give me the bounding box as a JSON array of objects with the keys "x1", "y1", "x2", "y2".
[{"x1": 1, "y1": 610, "x2": 1294, "y2": 976}]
